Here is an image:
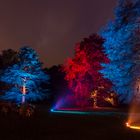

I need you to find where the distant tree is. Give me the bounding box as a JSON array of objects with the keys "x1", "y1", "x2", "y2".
[
  {"x1": 100, "y1": 0, "x2": 140, "y2": 103},
  {"x1": 0, "y1": 49, "x2": 18, "y2": 70},
  {"x1": 0, "y1": 46, "x2": 49, "y2": 104},
  {"x1": 0, "y1": 49, "x2": 18, "y2": 93},
  {"x1": 47, "y1": 65, "x2": 67, "y2": 104},
  {"x1": 63, "y1": 34, "x2": 112, "y2": 107}
]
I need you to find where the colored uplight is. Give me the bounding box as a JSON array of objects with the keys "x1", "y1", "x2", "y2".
[
  {"x1": 50, "y1": 108, "x2": 126, "y2": 116},
  {"x1": 50, "y1": 108, "x2": 54, "y2": 112},
  {"x1": 50, "y1": 109, "x2": 90, "y2": 115},
  {"x1": 126, "y1": 122, "x2": 140, "y2": 130},
  {"x1": 22, "y1": 95, "x2": 25, "y2": 104}
]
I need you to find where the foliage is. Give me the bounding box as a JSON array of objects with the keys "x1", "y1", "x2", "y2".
[
  {"x1": 63, "y1": 34, "x2": 112, "y2": 107},
  {"x1": 100, "y1": 0, "x2": 140, "y2": 103},
  {"x1": 0, "y1": 49, "x2": 19, "y2": 93},
  {"x1": 0, "y1": 46, "x2": 49, "y2": 104}
]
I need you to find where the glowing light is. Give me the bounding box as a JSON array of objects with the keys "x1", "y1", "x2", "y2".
[
  {"x1": 50, "y1": 108, "x2": 126, "y2": 116},
  {"x1": 22, "y1": 77, "x2": 27, "y2": 95},
  {"x1": 50, "y1": 109, "x2": 90, "y2": 115},
  {"x1": 50, "y1": 108, "x2": 54, "y2": 112},
  {"x1": 22, "y1": 95, "x2": 25, "y2": 104},
  {"x1": 126, "y1": 122, "x2": 140, "y2": 130},
  {"x1": 104, "y1": 97, "x2": 114, "y2": 105},
  {"x1": 21, "y1": 77, "x2": 27, "y2": 104},
  {"x1": 22, "y1": 85, "x2": 26, "y2": 95}
]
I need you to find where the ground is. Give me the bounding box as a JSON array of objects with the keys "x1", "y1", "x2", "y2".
[{"x1": 0, "y1": 105, "x2": 140, "y2": 140}]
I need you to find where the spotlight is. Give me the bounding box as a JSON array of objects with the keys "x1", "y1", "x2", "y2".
[
  {"x1": 126, "y1": 122, "x2": 140, "y2": 130},
  {"x1": 50, "y1": 108, "x2": 54, "y2": 112}
]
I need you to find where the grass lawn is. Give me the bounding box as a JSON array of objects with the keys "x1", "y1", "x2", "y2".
[{"x1": 0, "y1": 105, "x2": 140, "y2": 140}]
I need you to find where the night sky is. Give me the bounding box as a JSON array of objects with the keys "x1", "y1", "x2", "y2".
[{"x1": 0, "y1": 0, "x2": 116, "y2": 67}]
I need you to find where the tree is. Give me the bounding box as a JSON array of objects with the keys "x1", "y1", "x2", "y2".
[
  {"x1": 0, "y1": 49, "x2": 18, "y2": 93},
  {"x1": 63, "y1": 34, "x2": 112, "y2": 107},
  {"x1": 0, "y1": 49, "x2": 18, "y2": 70},
  {"x1": 47, "y1": 65, "x2": 67, "y2": 103},
  {"x1": 0, "y1": 46, "x2": 49, "y2": 104},
  {"x1": 100, "y1": 0, "x2": 140, "y2": 103}
]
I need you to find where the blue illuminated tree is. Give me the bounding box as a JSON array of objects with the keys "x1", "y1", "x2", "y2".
[
  {"x1": 100, "y1": 0, "x2": 140, "y2": 103},
  {"x1": 0, "y1": 46, "x2": 49, "y2": 104}
]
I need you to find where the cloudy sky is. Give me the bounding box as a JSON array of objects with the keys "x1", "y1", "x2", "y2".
[{"x1": 0, "y1": 0, "x2": 117, "y2": 67}]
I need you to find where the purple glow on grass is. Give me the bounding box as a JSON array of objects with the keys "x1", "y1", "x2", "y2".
[
  {"x1": 53, "y1": 97, "x2": 65, "y2": 110},
  {"x1": 52, "y1": 93, "x2": 76, "y2": 110}
]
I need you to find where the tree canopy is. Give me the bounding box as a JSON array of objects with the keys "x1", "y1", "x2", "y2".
[
  {"x1": 0, "y1": 46, "x2": 49, "y2": 104},
  {"x1": 100, "y1": 0, "x2": 140, "y2": 103},
  {"x1": 63, "y1": 34, "x2": 112, "y2": 107}
]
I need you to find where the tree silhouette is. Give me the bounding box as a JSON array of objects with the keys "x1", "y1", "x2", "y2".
[{"x1": 0, "y1": 49, "x2": 18, "y2": 70}]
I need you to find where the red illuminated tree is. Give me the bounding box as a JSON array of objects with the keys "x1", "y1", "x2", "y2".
[{"x1": 63, "y1": 34, "x2": 112, "y2": 107}]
